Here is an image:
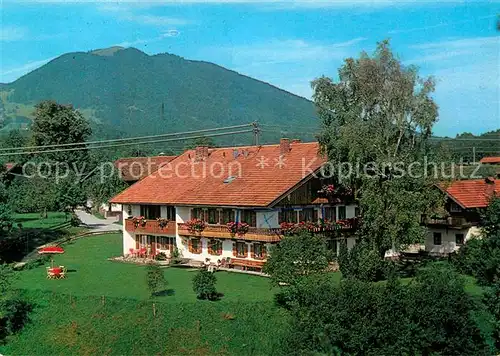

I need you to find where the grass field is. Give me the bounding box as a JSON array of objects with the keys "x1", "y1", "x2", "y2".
[
  {"x1": 14, "y1": 212, "x2": 86, "y2": 235},
  {"x1": 1, "y1": 232, "x2": 484, "y2": 355},
  {"x1": 1, "y1": 234, "x2": 289, "y2": 355}
]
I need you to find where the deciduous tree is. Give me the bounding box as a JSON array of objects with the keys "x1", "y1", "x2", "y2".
[{"x1": 313, "y1": 40, "x2": 441, "y2": 256}]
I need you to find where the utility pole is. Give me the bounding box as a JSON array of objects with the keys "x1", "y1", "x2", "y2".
[{"x1": 252, "y1": 122, "x2": 260, "y2": 146}]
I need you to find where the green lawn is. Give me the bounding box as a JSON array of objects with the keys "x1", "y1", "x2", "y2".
[
  {"x1": 2, "y1": 234, "x2": 288, "y2": 355},
  {"x1": 14, "y1": 212, "x2": 86, "y2": 235}
]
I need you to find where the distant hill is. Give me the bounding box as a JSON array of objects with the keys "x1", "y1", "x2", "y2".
[{"x1": 0, "y1": 47, "x2": 318, "y2": 145}]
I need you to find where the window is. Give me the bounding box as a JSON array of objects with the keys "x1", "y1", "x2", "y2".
[
  {"x1": 338, "y1": 206, "x2": 346, "y2": 220},
  {"x1": 455, "y1": 233, "x2": 464, "y2": 245},
  {"x1": 140, "y1": 205, "x2": 161, "y2": 219},
  {"x1": 241, "y1": 210, "x2": 257, "y2": 227},
  {"x1": 189, "y1": 238, "x2": 202, "y2": 254},
  {"x1": 433, "y1": 232, "x2": 442, "y2": 246},
  {"x1": 450, "y1": 202, "x2": 462, "y2": 213},
  {"x1": 323, "y1": 207, "x2": 336, "y2": 222},
  {"x1": 299, "y1": 208, "x2": 318, "y2": 222},
  {"x1": 221, "y1": 209, "x2": 235, "y2": 224},
  {"x1": 279, "y1": 209, "x2": 298, "y2": 223},
  {"x1": 165, "y1": 206, "x2": 176, "y2": 220},
  {"x1": 234, "y1": 241, "x2": 247, "y2": 258},
  {"x1": 191, "y1": 208, "x2": 203, "y2": 220},
  {"x1": 158, "y1": 236, "x2": 176, "y2": 251},
  {"x1": 207, "y1": 208, "x2": 219, "y2": 224},
  {"x1": 355, "y1": 207, "x2": 360, "y2": 217},
  {"x1": 252, "y1": 243, "x2": 266, "y2": 259},
  {"x1": 208, "y1": 240, "x2": 223, "y2": 255}
]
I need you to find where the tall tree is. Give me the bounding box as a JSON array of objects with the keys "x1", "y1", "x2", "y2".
[
  {"x1": 313, "y1": 40, "x2": 440, "y2": 256},
  {"x1": 31, "y1": 100, "x2": 92, "y2": 166}
]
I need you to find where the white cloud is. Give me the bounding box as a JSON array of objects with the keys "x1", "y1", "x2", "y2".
[
  {"x1": 410, "y1": 36, "x2": 499, "y2": 50},
  {"x1": 389, "y1": 14, "x2": 498, "y2": 34},
  {"x1": 225, "y1": 37, "x2": 366, "y2": 64},
  {"x1": 97, "y1": 4, "x2": 189, "y2": 26},
  {"x1": 0, "y1": 56, "x2": 57, "y2": 83},
  {"x1": 0, "y1": 26, "x2": 27, "y2": 42},
  {"x1": 116, "y1": 29, "x2": 180, "y2": 47}
]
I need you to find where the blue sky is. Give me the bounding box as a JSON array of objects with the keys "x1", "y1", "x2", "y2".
[{"x1": 0, "y1": 0, "x2": 498, "y2": 137}]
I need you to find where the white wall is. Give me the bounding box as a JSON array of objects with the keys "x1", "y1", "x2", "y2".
[
  {"x1": 122, "y1": 204, "x2": 140, "y2": 255},
  {"x1": 425, "y1": 226, "x2": 481, "y2": 254},
  {"x1": 256, "y1": 210, "x2": 279, "y2": 228}
]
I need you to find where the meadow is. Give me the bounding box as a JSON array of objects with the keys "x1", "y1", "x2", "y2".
[{"x1": 1, "y1": 234, "x2": 289, "y2": 355}]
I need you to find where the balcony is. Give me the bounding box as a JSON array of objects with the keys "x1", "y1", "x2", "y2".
[
  {"x1": 125, "y1": 218, "x2": 176, "y2": 236},
  {"x1": 421, "y1": 216, "x2": 471, "y2": 228},
  {"x1": 178, "y1": 218, "x2": 358, "y2": 242},
  {"x1": 178, "y1": 223, "x2": 282, "y2": 243}
]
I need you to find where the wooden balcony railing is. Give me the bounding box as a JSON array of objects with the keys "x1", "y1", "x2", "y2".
[
  {"x1": 178, "y1": 219, "x2": 358, "y2": 242},
  {"x1": 421, "y1": 216, "x2": 471, "y2": 228},
  {"x1": 125, "y1": 218, "x2": 176, "y2": 236},
  {"x1": 178, "y1": 223, "x2": 283, "y2": 243}
]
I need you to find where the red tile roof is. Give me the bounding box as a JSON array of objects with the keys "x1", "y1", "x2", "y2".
[
  {"x1": 114, "y1": 156, "x2": 177, "y2": 182},
  {"x1": 111, "y1": 142, "x2": 325, "y2": 207},
  {"x1": 480, "y1": 156, "x2": 500, "y2": 164},
  {"x1": 441, "y1": 178, "x2": 499, "y2": 208}
]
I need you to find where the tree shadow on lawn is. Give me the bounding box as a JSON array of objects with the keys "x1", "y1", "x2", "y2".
[
  {"x1": 196, "y1": 292, "x2": 224, "y2": 301},
  {"x1": 153, "y1": 289, "x2": 175, "y2": 297},
  {"x1": 0, "y1": 228, "x2": 69, "y2": 263}
]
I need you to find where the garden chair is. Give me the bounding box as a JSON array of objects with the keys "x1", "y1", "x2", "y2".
[
  {"x1": 59, "y1": 266, "x2": 67, "y2": 279},
  {"x1": 46, "y1": 267, "x2": 56, "y2": 279}
]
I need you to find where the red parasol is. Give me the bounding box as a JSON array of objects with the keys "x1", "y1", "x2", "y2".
[{"x1": 38, "y1": 246, "x2": 65, "y2": 267}]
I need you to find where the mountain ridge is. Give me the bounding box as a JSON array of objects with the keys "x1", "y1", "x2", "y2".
[{"x1": 0, "y1": 47, "x2": 319, "y2": 144}]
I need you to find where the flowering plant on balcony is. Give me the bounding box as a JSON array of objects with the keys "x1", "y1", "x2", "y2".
[
  {"x1": 156, "y1": 218, "x2": 169, "y2": 229},
  {"x1": 337, "y1": 217, "x2": 358, "y2": 229},
  {"x1": 185, "y1": 218, "x2": 206, "y2": 233},
  {"x1": 226, "y1": 222, "x2": 250, "y2": 236},
  {"x1": 280, "y1": 221, "x2": 319, "y2": 236},
  {"x1": 323, "y1": 184, "x2": 335, "y2": 195},
  {"x1": 132, "y1": 216, "x2": 147, "y2": 228}
]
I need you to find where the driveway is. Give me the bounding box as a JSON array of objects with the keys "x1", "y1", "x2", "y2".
[{"x1": 75, "y1": 210, "x2": 122, "y2": 232}]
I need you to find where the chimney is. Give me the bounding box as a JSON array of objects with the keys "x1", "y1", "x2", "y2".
[
  {"x1": 280, "y1": 138, "x2": 291, "y2": 155},
  {"x1": 195, "y1": 146, "x2": 209, "y2": 161},
  {"x1": 485, "y1": 177, "x2": 495, "y2": 197},
  {"x1": 291, "y1": 139, "x2": 301, "y2": 144}
]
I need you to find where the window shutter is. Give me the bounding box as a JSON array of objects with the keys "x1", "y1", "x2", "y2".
[
  {"x1": 135, "y1": 238, "x2": 139, "y2": 249},
  {"x1": 188, "y1": 239, "x2": 193, "y2": 253},
  {"x1": 243, "y1": 243, "x2": 248, "y2": 258},
  {"x1": 250, "y1": 243, "x2": 255, "y2": 259},
  {"x1": 232, "y1": 242, "x2": 237, "y2": 257},
  {"x1": 262, "y1": 244, "x2": 267, "y2": 258},
  {"x1": 218, "y1": 241, "x2": 222, "y2": 255}
]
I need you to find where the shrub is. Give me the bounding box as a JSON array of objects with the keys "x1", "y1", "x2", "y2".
[
  {"x1": 338, "y1": 241, "x2": 390, "y2": 282},
  {"x1": 263, "y1": 232, "x2": 329, "y2": 286},
  {"x1": 145, "y1": 263, "x2": 167, "y2": 297},
  {"x1": 280, "y1": 265, "x2": 495, "y2": 355},
  {"x1": 192, "y1": 269, "x2": 218, "y2": 300},
  {"x1": 154, "y1": 252, "x2": 168, "y2": 261},
  {"x1": 70, "y1": 213, "x2": 82, "y2": 227}
]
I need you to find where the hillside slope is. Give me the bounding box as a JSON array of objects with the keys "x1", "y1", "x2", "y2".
[{"x1": 0, "y1": 47, "x2": 318, "y2": 144}]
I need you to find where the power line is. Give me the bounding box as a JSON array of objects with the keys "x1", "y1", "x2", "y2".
[
  {"x1": 0, "y1": 123, "x2": 254, "y2": 152},
  {"x1": 0, "y1": 129, "x2": 254, "y2": 157}
]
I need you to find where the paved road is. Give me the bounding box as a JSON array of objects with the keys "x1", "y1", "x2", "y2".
[{"x1": 75, "y1": 210, "x2": 122, "y2": 232}]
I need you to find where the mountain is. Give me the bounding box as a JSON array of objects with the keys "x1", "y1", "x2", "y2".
[{"x1": 0, "y1": 47, "x2": 318, "y2": 145}]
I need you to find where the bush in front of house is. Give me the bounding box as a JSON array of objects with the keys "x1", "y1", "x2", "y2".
[
  {"x1": 145, "y1": 263, "x2": 167, "y2": 297},
  {"x1": 279, "y1": 264, "x2": 495, "y2": 355},
  {"x1": 338, "y1": 241, "x2": 391, "y2": 282},
  {"x1": 192, "y1": 269, "x2": 218, "y2": 300}
]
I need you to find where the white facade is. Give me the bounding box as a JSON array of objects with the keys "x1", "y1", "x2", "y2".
[
  {"x1": 425, "y1": 226, "x2": 481, "y2": 255},
  {"x1": 121, "y1": 203, "x2": 360, "y2": 262}
]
